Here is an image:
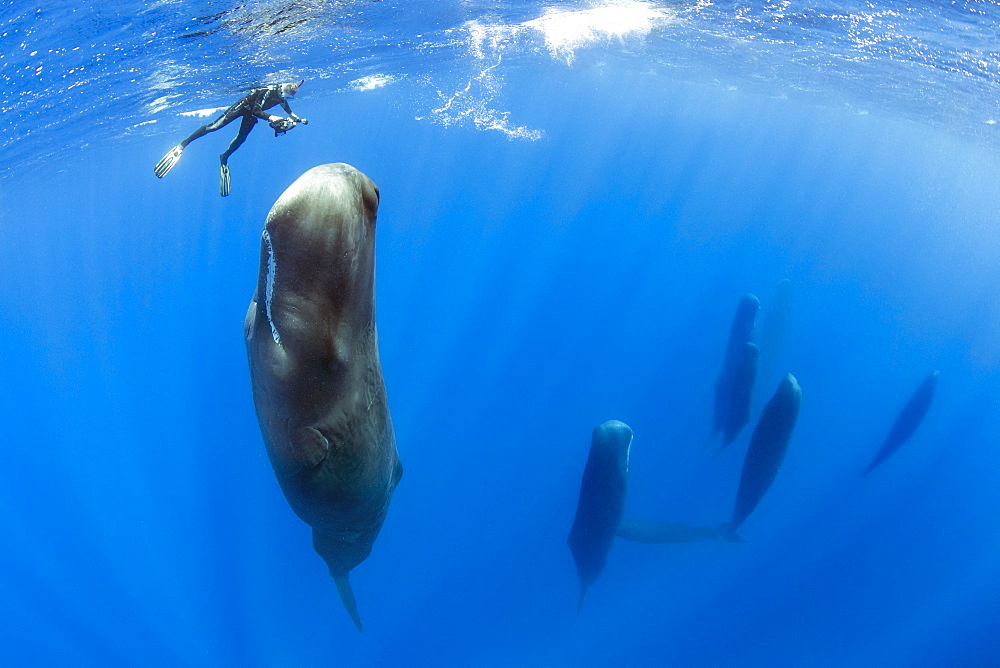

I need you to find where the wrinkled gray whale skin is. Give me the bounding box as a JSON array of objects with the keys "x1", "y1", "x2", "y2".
[
  {"x1": 245, "y1": 163, "x2": 402, "y2": 633},
  {"x1": 728, "y1": 373, "x2": 801, "y2": 535},
  {"x1": 568, "y1": 420, "x2": 632, "y2": 611},
  {"x1": 617, "y1": 519, "x2": 744, "y2": 544}
]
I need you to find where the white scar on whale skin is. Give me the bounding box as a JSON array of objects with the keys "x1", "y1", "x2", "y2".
[{"x1": 263, "y1": 229, "x2": 282, "y2": 345}]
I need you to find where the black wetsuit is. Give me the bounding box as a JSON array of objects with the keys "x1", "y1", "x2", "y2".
[{"x1": 179, "y1": 86, "x2": 299, "y2": 165}]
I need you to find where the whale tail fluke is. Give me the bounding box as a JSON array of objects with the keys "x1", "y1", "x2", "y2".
[
  {"x1": 333, "y1": 573, "x2": 364, "y2": 633},
  {"x1": 716, "y1": 522, "x2": 746, "y2": 543}
]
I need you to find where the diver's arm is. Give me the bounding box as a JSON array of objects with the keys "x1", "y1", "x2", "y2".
[
  {"x1": 253, "y1": 107, "x2": 284, "y2": 122},
  {"x1": 251, "y1": 89, "x2": 285, "y2": 122},
  {"x1": 230, "y1": 89, "x2": 272, "y2": 121},
  {"x1": 278, "y1": 100, "x2": 307, "y2": 123}
]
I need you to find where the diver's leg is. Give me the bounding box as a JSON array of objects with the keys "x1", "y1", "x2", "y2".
[
  {"x1": 219, "y1": 115, "x2": 257, "y2": 197},
  {"x1": 180, "y1": 110, "x2": 236, "y2": 148},
  {"x1": 154, "y1": 111, "x2": 237, "y2": 178},
  {"x1": 220, "y1": 115, "x2": 258, "y2": 165}
]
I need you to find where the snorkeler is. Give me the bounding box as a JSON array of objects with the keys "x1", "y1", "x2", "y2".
[{"x1": 153, "y1": 80, "x2": 308, "y2": 197}]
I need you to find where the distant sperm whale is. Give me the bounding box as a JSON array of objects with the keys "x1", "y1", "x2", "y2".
[
  {"x1": 244, "y1": 163, "x2": 402, "y2": 632},
  {"x1": 617, "y1": 518, "x2": 744, "y2": 544},
  {"x1": 862, "y1": 371, "x2": 939, "y2": 476},
  {"x1": 711, "y1": 294, "x2": 760, "y2": 453},
  {"x1": 568, "y1": 420, "x2": 632, "y2": 611},
  {"x1": 715, "y1": 341, "x2": 759, "y2": 456},
  {"x1": 728, "y1": 373, "x2": 801, "y2": 534}
]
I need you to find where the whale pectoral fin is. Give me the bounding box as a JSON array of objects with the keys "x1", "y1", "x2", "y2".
[
  {"x1": 244, "y1": 297, "x2": 257, "y2": 342},
  {"x1": 290, "y1": 426, "x2": 330, "y2": 470},
  {"x1": 333, "y1": 573, "x2": 364, "y2": 633},
  {"x1": 269, "y1": 425, "x2": 328, "y2": 474},
  {"x1": 392, "y1": 457, "x2": 403, "y2": 488}
]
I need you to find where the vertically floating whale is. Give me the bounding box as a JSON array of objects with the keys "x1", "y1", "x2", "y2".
[
  {"x1": 244, "y1": 163, "x2": 402, "y2": 632},
  {"x1": 715, "y1": 341, "x2": 759, "y2": 456},
  {"x1": 712, "y1": 294, "x2": 760, "y2": 453},
  {"x1": 568, "y1": 420, "x2": 632, "y2": 610},
  {"x1": 862, "y1": 371, "x2": 939, "y2": 476},
  {"x1": 729, "y1": 373, "x2": 801, "y2": 533}
]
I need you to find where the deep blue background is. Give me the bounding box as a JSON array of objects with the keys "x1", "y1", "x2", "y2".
[{"x1": 2, "y1": 60, "x2": 1000, "y2": 665}]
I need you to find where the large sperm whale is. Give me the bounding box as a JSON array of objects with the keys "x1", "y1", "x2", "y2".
[
  {"x1": 863, "y1": 371, "x2": 939, "y2": 476},
  {"x1": 568, "y1": 420, "x2": 632, "y2": 611},
  {"x1": 244, "y1": 163, "x2": 402, "y2": 632}
]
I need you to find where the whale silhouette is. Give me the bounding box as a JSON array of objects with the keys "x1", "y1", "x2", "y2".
[
  {"x1": 863, "y1": 371, "x2": 939, "y2": 476},
  {"x1": 711, "y1": 294, "x2": 760, "y2": 454},
  {"x1": 568, "y1": 420, "x2": 632, "y2": 611},
  {"x1": 728, "y1": 373, "x2": 801, "y2": 535}
]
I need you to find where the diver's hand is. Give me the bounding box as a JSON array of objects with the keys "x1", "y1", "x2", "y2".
[{"x1": 298, "y1": 118, "x2": 309, "y2": 125}]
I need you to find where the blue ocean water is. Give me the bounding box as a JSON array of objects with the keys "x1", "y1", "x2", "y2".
[{"x1": 2, "y1": 0, "x2": 1000, "y2": 664}]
